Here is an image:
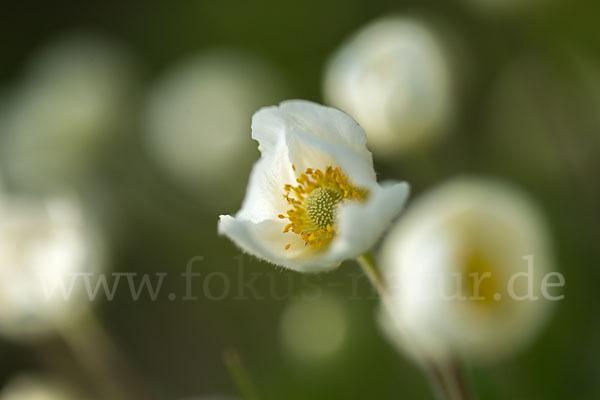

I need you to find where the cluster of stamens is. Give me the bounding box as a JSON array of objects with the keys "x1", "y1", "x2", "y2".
[{"x1": 278, "y1": 165, "x2": 368, "y2": 250}]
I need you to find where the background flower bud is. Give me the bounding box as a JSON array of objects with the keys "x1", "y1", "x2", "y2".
[{"x1": 323, "y1": 16, "x2": 454, "y2": 158}]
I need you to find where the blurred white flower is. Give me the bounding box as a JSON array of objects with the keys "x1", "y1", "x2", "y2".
[
  {"x1": 142, "y1": 49, "x2": 287, "y2": 207},
  {"x1": 279, "y1": 295, "x2": 347, "y2": 362},
  {"x1": 219, "y1": 100, "x2": 409, "y2": 272},
  {"x1": 0, "y1": 192, "x2": 105, "y2": 340},
  {"x1": 0, "y1": 34, "x2": 138, "y2": 190},
  {"x1": 379, "y1": 178, "x2": 554, "y2": 363},
  {"x1": 323, "y1": 16, "x2": 452, "y2": 157},
  {"x1": 0, "y1": 375, "x2": 82, "y2": 400}
]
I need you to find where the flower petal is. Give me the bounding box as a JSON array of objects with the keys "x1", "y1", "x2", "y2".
[
  {"x1": 321, "y1": 181, "x2": 410, "y2": 264},
  {"x1": 253, "y1": 100, "x2": 376, "y2": 186},
  {"x1": 234, "y1": 137, "x2": 294, "y2": 222},
  {"x1": 218, "y1": 215, "x2": 338, "y2": 272},
  {"x1": 253, "y1": 100, "x2": 371, "y2": 161},
  {"x1": 286, "y1": 130, "x2": 376, "y2": 188}
]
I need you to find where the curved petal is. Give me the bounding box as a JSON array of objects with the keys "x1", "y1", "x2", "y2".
[
  {"x1": 253, "y1": 100, "x2": 372, "y2": 161},
  {"x1": 321, "y1": 181, "x2": 410, "y2": 264},
  {"x1": 286, "y1": 130, "x2": 376, "y2": 187},
  {"x1": 218, "y1": 215, "x2": 339, "y2": 272},
  {"x1": 252, "y1": 100, "x2": 376, "y2": 186},
  {"x1": 234, "y1": 137, "x2": 294, "y2": 222}
]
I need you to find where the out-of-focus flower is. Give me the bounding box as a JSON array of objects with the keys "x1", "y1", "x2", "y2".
[
  {"x1": 323, "y1": 16, "x2": 452, "y2": 157},
  {"x1": 219, "y1": 100, "x2": 409, "y2": 272},
  {"x1": 0, "y1": 375, "x2": 82, "y2": 400},
  {"x1": 279, "y1": 295, "x2": 347, "y2": 362},
  {"x1": 142, "y1": 49, "x2": 287, "y2": 207},
  {"x1": 0, "y1": 34, "x2": 139, "y2": 190},
  {"x1": 0, "y1": 192, "x2": 105, "y2": 341},
  {"x1": 379, "y1": 178, "x2": 554, "y2": 363}
]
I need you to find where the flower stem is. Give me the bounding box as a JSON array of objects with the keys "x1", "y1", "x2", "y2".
[
  {"x1": 356, "y1": 253, "x2": 458, "y2": 400},
  {"x1": 223, "y1": 348, "x2": 261, "y2": 400},
  {"x1": 356, "y1": 252, "x2": 386, "y2": 298},
  {"x1": 447, "y1": 358, "x2": 474, "y2": 400},
  {"x1": 57, "y1": 308, "x2": 149, "y2": 400}
]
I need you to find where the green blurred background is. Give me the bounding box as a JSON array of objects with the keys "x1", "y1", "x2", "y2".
[{"x1": 1, "y1": 0, "x2": 599, "y2": 399}]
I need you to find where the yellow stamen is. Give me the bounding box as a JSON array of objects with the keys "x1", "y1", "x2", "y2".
[{"x1": 280, "y1": 166, "x2": 368, "y2": 250}]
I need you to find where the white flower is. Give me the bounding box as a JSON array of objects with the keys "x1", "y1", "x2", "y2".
[
  {"x1": 218, "y1": 100, "x2": 409, "y2": 272},
  {"x1": 0, "y1": 34, "x2": 138, "y2": 189},
  {"x1": 379, "y1": 178, "x2": 554, "y2": 363},
  {"x1": 143, "y1": 49, "x2": 287, "y2": 208},
  {"x1": 0, "y1": 192, "x2": 105, "y2": 340},
  {"x1": 323, "y1": 16, "x2": 452, "y2": 157}
]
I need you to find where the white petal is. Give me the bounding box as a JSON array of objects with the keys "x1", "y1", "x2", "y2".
[
  {"x1": 252, "y1": 100, "x2": 376, "y2": 186},
  {"x1": 253, "y1": 100, "x2": 371, "y2": 161},
  {"x1": 321, "y1": 181, "x2": 410, "y2": 263},
  {"x1": 218, "y1": 215, "x2": 338, "y2": 272},
  {"x1": 234, "y1": 137, "x2": 294, "y2": 222},
  {"x1": 286, "y1": 130, "x2": 376, "y2": 188}
]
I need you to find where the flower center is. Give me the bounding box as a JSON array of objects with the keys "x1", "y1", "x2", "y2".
[
  {"x1": 305, "y1": 187, "x2": 343, "y2": 229},
  {"x1": 278, "y1": 165, "x2": 368, "y2": 250},
  {"x1": 459, "y1": 248, "x2": 500, "y2": 309}
]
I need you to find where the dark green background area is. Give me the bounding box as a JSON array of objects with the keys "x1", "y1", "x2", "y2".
[{"x1": 1, "y1": 0, "x2": 599, "y2": 399}]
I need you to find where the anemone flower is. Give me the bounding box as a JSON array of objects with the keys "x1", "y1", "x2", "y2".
[{"x1": 219, "y1": 100, "x2": 409, "y2": 272}]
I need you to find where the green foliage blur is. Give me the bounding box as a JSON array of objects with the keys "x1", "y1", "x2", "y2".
[{"x1": 1, "y1": 0, "x2": 599, "y2": 399}]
